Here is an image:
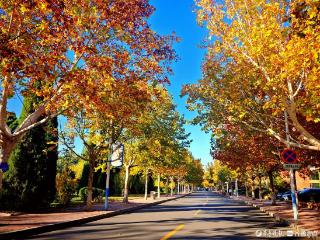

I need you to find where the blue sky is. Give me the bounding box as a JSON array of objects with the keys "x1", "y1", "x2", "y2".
[
  {"x1": 149, "y1": 0, "x2": 212, "y2": 166},
  {"x1": 7, "y1": 0, "x2": 213, "y2": 166}
]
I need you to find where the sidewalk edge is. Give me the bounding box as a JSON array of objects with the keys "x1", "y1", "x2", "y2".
[{"x1": 232, "y1": 196, "x2": 313, "y2": 235}]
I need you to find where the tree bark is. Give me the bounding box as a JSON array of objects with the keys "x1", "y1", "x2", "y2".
[
  {"x1": 177, "y1": 178, "x2": 180, "y2": 195},
  {"x1": 87, "y1": 157, "x2": 95, "y2": 210},
  {"x1": 251, "y1": 176, "x2": 255, "y2": 199},
  {"x1": 268, "y1": 171, "x2": 276, "y2": 205},
  {"x1": 123, "y1": 165, "x2": 130, "y2": 203},
  {"x1": 258, "y1": 176, "x2": 262, "y2": 201},
  {"x1": 170, "y1": 176, "x2": 173, "y2": 196},
  {"x1": 157, "y1": 173, "x2": 160, "y2": 199},
  {"x1": 165, "y1": 177, "x2": 169, "y2": 196},
  {"x1": 286, "y1": 100, "x2": 320, "y2": 148},
  {"x1": 144, "y1": 168, "x2": 148, "y2": 200},
  {"x1": 245, "y1": 180, "x2": 248, "y2": 197}
]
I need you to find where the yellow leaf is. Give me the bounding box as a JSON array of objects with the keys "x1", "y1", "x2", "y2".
[{"x1": 20, "y1": 5, "x2": 27, "y2": 13}]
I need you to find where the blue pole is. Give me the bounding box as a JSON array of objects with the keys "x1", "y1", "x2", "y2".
[
  {"x1": 104, "y1": 187, "x2": 110, "y2": 210},
  {"x1": 104, "y1": 157, "x2": 111, "y2": 210}
]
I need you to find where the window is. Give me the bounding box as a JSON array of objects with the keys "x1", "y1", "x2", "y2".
[
  {"x1": 311, "y1": 183, "x2": 320, "y2": 189},
  {"x1": 310, "y1": 172, "x2": 320, "y2": 180}
]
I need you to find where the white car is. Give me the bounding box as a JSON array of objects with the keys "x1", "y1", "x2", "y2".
[{"x1": 282, "y1": 191, "x2": 292, "y2": 201}]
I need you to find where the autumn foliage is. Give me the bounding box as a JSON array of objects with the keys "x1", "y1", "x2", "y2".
[
  {"x1": 184, "y1": 0, "x2": 320, "y2": 151},
  {"x1": 0, "y1": 0, "x2": 177, "y2": 171}
]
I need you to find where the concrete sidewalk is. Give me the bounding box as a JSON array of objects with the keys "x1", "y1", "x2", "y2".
[
  {"x1": 231, "y1": 195, "x2": 320, "y2": 233},
  {"x1": 0, "y1": 194, "x2": 189, "y2": 239}
]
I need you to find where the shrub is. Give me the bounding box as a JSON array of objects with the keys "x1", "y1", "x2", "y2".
[
  {"x1": 56, "y1": 169, "x2": 77, "y2": 206},
  {"x1": 79, "y1": 187, "x2": 105, "y2": 203}
]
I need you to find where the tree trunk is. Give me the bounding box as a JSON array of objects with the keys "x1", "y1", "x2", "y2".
[
  {"x1": 177, "y1": 178, "x2": 180, "y2": 195},
  {"x1": 251, "y1": 177, "x2": 255, "y2": 199},
  {"x1": 157, "y1": 173, "x2": 161, "y2": 199},
  {"x1": 170, "y1": 176, "x2": 173, "y2": 196},
  {"x1": 123, "y1": 165, "x2": 130, "y2": 203},
  {"x1": 144, "y1": 168, "x2": 148, "y2": 200},
  {"x1": 268, "y1": 171, "x2": 276, "y2": 205},
  {"x1": 293, "y1": 170, "x2": 297, "y2": 190},
  {"x1": 245, "y1": 180, "x2": 248, "y2": 197},
  {"x1": 0, "y1": 137, "x2": 17, "y2": 189},
  {"x1": 235, "y1": 178, "x2": 238, "y2": 197},
  {"x1": 165, "y1": 177, "x2": 169, "y2": 196},
  {"x1": 251, "y1": 185, "x2": 255, "y2": 199},
  {"x1": 87, "y1": 158, "x2": 95, "y2": 209},
  {"x1": 258, "y1": 176, "x2": 262, "y2": 201}
]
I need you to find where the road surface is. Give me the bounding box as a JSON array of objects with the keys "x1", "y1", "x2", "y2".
[{"x1": 31, "y1": 192, "x2": 294, "y2": 239}]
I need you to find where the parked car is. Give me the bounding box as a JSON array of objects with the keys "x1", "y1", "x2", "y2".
[
  {"x1": 276, "y1": 191, "x2": 291, "y2": 201},
  {"x1": 276, "y1": 191, "x2": 285, "y2": 199},
  {"x1": 298, "y1": 188, "x2": 320, "y2": 203},
  {"x1": 282, "y1": 191, "x2": 292, "y2": 201},
  {"x1": 238, "y1": 189, "x2": 246, "y2": 196}
]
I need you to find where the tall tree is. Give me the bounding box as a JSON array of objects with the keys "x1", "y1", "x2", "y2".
[
  {"x1": 0, "y1": 0, "x2": 176, "y2": 187},
  {"x1": 184, "y1": 0, "x2": 320, "y2": 151},
  {"x1": 1, "y1": 95, "x2": 57, "y2": 210},
  {"x1": 61, "y1": 112, "x2": 122, "y2": 209}
]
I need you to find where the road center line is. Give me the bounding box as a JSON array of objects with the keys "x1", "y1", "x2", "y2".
[{"x1": 160, "y1": 224, "x2": 185, "y2": 240}]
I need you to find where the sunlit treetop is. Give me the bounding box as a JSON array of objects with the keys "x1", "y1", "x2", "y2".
[{"x1": 184, "y1": 0, "x2": 320, "y2": 151}]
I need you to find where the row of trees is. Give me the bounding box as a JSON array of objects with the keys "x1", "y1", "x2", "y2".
[
  {"x1": 184, "y1": 0, "x2": 320, "y2": 204},
  {"x1": 59, "y1": 88, "x2": 204, "y2": 209},
  {"x1": 184, "y1": 0, "x2": 320, "y2": 151},
  {"x1": 0, "y1": 0, "x2": 176, "y2": 185},
  {"x1": 203, "y1": 158, "x2": 289, "y2": 203},
  {"x1": 183, "y1": 0, "x2": 320, "y2": 202}
]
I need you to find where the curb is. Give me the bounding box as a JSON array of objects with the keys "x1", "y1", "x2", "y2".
[
  {"x1": 229, "y1": 196, "x2": 320, "y2": 239},
  {"x1": 223, "y1": 195, "x2": 291, "y2": 225},
  {"x1": 215, "y1": 193, "x2": 292, "y2": 225},
  {"x1": 0, "y1": 193, "x2": 191, "y2": 240},
  {"x1": 243, "y1": 200, "x2": 290, "y2": 226}
]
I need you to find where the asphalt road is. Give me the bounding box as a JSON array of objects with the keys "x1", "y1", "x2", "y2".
[{"x1": 30, "y1": 192, "x2": 294, "y2": 240}]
